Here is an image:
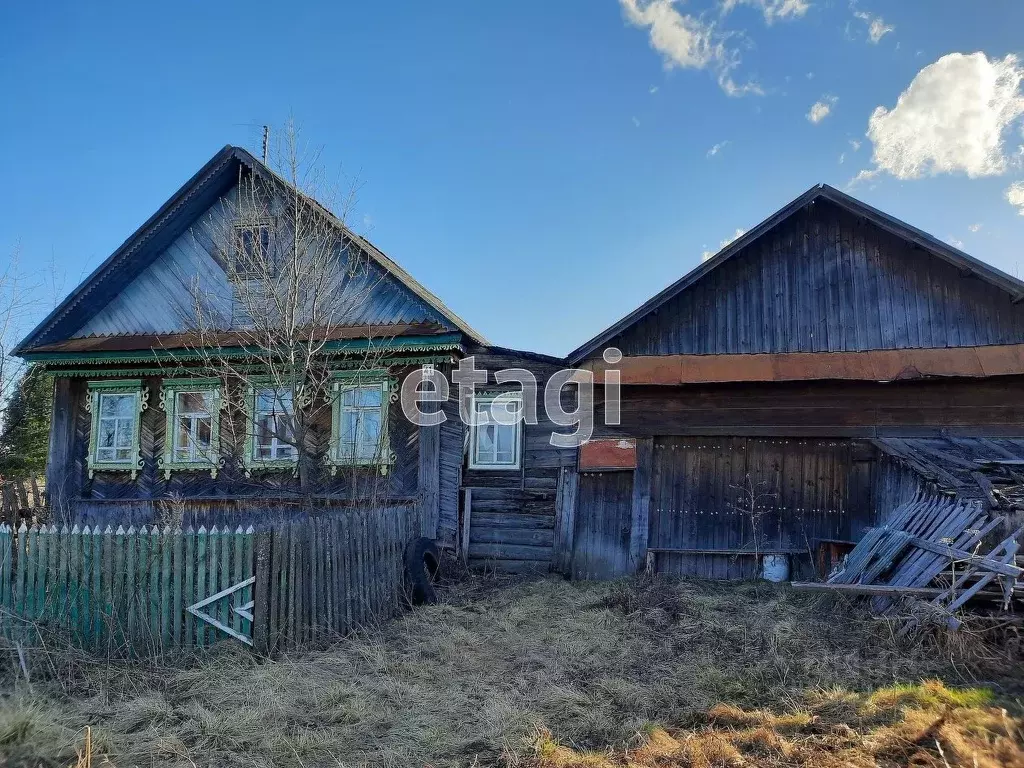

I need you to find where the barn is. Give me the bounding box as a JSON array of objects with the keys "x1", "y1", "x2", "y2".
[{"x1": 547, "y1": 184, "x2": 1024, "y2": 580}]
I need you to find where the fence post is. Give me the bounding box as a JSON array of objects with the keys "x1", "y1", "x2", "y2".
[{"x1": 252, "y1": 528, "x2": 272, "y2": 655}]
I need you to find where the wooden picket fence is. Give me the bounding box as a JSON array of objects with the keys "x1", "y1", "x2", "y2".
[{"x1": 0, "y1": 501, "x2": 418, "y2": 655}]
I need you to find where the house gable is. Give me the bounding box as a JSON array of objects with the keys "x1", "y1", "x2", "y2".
[
  {"x1": 568, "y1": 185, "x2": 1024, "y2": 362},
  {"x1": 16, "y1": 146, "x2": 486, "y2": 353}
]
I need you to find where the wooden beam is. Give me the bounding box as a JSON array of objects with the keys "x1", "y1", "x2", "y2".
[
  {"x1": 582, "y1": 344, "x2": 1024, "y2": 385},
  {"x1": 418, "y1": 422, "x2": 440, "y2": 540},
  {"x1": 460, "y1": 489, "x2": 472, "y2": 565},
  {"x1": 46, "y1": 377, "x2": 80, "y2": 524},
  {"x1": 551, "y1": 467, "x2": 579, "y2": 575},
  {"x1": 790, "y1": 582, "x2": 1019, "y2": 598},
  {"x1": 628, "y1": 438, "x2": 652, "y2": 573},
  {"x1": 907, "y1": 536, "x2": 1023, "y2": 578}
]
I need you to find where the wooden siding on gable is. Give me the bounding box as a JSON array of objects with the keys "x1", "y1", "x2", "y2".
[
  {"x1": 604, "y1": 200, "x2": 1024, "y2": 358},
  {"x1": 73, "y1": 184, "x2": 454, "y2": 339}
]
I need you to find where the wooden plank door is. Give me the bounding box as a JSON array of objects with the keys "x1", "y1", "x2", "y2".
[{"x1": 570, "y1": 471, "x2": 634, "y2": 579}]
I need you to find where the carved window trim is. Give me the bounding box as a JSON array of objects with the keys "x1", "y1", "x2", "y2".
[
  {"x1": 158, "y1": 378, "x2": 224, "y2": 479},
  {"x1": 86, "y1": 379, "x2": 148, "y2": 479}
]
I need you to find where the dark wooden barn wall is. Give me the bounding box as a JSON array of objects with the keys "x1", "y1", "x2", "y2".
[
  {"x1": 460, "y1": 353, "x2": 577, "y2": 573},
  {"x1": 648, "y1": 437, "x2": 873, "y2": 579},
  {"x1": 64, "y1": 370, "x2": 424, "y2": 525},
  {"x1": 592, "y1": 378, "x2": 1024, "y2": 439},
  {"x1": 604, "y1": 200, "x2": 1024, "y2": 357}
]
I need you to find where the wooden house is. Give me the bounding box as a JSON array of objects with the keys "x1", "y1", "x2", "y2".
[
  {"x1": 552, "y1": 184, "x2": 1024, "y2": 579},
  {"x1": 13, "y1": 145, "x2": 525, "y2": 553},
  {"x1": 17, "y1": 153, "x2": 1024, "y2": 581}
]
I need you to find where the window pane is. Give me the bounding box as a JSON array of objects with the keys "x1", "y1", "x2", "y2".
[
  {"x1": 114, "y1": 418, "x2": 134, "y2": 448},
  {"x1": 196, "y1": 417, "x2": 212, "y2": 448},
  {"x1": 115, "y1": 448, "x2": 132, "y2": 461},
  {"x1": 101, "y1": 393, "x2": 134, "y2": 418},
  {"x1": 176, "y1": 417, "x2": 191, "y2": 451},
  {"x1": 359, "y1": 411, "x2": 381, "y2": 457},
  {"x1": 341, "y1": 411, "x2": 358, "y2": 445},
  {"x1": 99, "y1": 420, "x2": 117, "y2": 448},
  {"x1": 257, "y1": 415, "x2": 274, "y2": 447},
  {"x1": 275, "y1": 413, "x2": 294, "y2": 443},
  {"x1": 177, "y1": 391, "x2": 210, "y2": 414},
  {"x1": 97, "y1": 447, "x2": 115, "y2": 462},
  {"x1": 477, "y1": 425, "x2": 495, "y2": 462}
]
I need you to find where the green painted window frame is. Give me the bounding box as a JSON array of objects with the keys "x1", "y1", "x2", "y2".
[
  {"x1": 86, "y1": 379, "x2": 148, "y2": 479},
  {"x1": 158, "y1": 378, "x2": 224, "y2": 479},
  {"x1": 325, "y1": 369, "x2": 397, "y2": 476},
  {"x1": 243, "y1": 376, "x2": 301, "y2": 476}
]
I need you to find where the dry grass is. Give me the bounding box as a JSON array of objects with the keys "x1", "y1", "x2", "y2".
[
  {"x1": 529, "y1": 681, "x2": 1024, "y2": 767},
  {"x1": 0, "y1": 575, "x2": 1021, "y2": 767}
]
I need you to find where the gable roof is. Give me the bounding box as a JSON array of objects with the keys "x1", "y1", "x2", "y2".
[
  {"x1": 566, "y1": 184, "x2": 1024, "y2": 364},
  {"x1": 14, "y1": 145, "x2": 487, "y2": 355}
]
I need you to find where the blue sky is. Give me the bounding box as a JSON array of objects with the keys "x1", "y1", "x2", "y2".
[{"x1": 2, "y1": 1, "x2": 1024, "y2": 356}]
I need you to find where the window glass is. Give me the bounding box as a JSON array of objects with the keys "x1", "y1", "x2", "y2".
[
  {"x1": 96, "y1": 393, "x2": 137, "y2": 463},
  {"x1": 471, "y1": 394, "x2": 522, "y2": 469},
  {"x1": 172, "y1": 390, "x2": 214, "y2": 463},
  {"x1": 336, "y1": 383, "x2": 384, "y2": 462},
  {"x1": 254, "y1": 387, "x2": 296, "y2": 461}
]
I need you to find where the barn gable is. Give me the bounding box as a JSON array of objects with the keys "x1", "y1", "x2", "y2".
[
  {"x1": 568, "y1": 185, "x2": 1024, "y2": 362},
  {"x1": 16, "y1": 146, "x2": 485, "y2": 353}
]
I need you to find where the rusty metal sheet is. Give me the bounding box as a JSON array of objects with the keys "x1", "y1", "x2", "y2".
[
  {"x1": 584, "y1": 344, "x2": 1024, "y2": 385},
  {"x1": 579, "y1": 438, "x2": 637, "y2": 471}
]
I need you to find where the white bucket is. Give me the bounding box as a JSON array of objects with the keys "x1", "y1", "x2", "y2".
[{"x1": 761, "y1": 553, "x2": 790, "y2": 583}]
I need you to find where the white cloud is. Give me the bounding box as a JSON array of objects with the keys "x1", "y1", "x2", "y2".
[
  {"x1": 702, "y1": 228, "x2": 746, "y2": 261},
  {"x1": 849, "y1": 138, "x2": 862, "y2": 151},
  {"x1": 632, "y1": 116, "x2": 641, "y2": 127},
  {"x1": 807, "y1": 95, "x2": 838, "y2": 123},
  {"x1": 968, "y1": 223, "x2": 982, "y2": 232},
  {"x1": 649, "y1": 84, "x2": 659, "y2": 94},
  {"x1": 853, "y1": 10, "x2": 894, "y2": 44},
  {"x1": 619, "y1": 0, "x2": 762, "y2": 96},
  {"x1": 707, "y1": 140, "x2": 730, "y2": 157},
  {"x1": 947, "y1": 236, "x2": 965, "y2": 249},
  {"x1": 839, "y1": 152, "x2": 847, "y2": 164},
  {"x1": 721, "y1": 0, "x2": 811, "y2": 24},
  {"x1": 860, "y1": 53, "x2": 1024, "y2": 181},
  {"x1": 1008, "y1": 181, "x2": 1024, "y2": 215}
]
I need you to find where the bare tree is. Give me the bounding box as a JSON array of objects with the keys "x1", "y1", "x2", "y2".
[
  {"x1": 0, "y1": 252, "x2": 45, "y2": 445},
  {"x1": 171, "y1": 123, "x2": 396, "y2": 502}
]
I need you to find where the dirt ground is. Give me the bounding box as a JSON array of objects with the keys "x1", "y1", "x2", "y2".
[{"x1": 1, "y1": 574, "x2": 1021, "y2": 767}]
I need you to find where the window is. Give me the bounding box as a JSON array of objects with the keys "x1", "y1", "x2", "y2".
[
  {"x1": 469, "y1": 392, "x2": 523, "y2": 470},
  {"x1": 87, "y1": 380, "x2": 147, "y2": 479},
  {"x1": 233, "y1": 223, "x2": 271, "y2": 277},
  {"x1": 327, "y1": 371, "x2": 393, "y2": 474},
  {"x1": 159, "y1": 379, "x2": 222, "y2": 478},
  {"x1": 254, "y1": 387, "x2": 297, "y2": 461}
]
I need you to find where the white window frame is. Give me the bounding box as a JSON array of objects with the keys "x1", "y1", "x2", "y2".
[
  {"x1": 327, "y1": 370, "x2": 394, "y2": 475},
  {"x1": 159, "y1": 378, "x2": 223, "y2": 478},
  {"x1": 469, "y1": 391, "x2": 523, "y2": 470},
  {"x1": 245, "y1": 381, "x2": 299, "y2": 473}
]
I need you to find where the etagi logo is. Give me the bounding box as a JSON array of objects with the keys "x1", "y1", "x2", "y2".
[{"x1": 399, "y1": 349, "x2": 622, "y2": 448}]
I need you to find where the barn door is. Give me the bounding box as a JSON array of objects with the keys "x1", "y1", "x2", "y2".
[{"x1": 571, "y1": 471, "x2": 634, "y2": 579}]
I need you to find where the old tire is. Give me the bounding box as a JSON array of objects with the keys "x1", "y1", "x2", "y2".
[{"x1": 405, "y1": 537, "x2": 441, "y2": 605}]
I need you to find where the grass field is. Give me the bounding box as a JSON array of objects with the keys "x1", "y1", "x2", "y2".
[{"x1": 1, "y1": 574, "x2": 1021, "y2": 767}]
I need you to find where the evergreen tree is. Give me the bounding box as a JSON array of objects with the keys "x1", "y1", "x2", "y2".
[{"x1": 0, "y1": 365, "x2": 52, "y2": 478}]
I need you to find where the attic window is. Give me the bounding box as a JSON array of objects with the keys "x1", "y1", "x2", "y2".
[{"x1": 233, "y1": 223, "x2": 272, "y2": 278}]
